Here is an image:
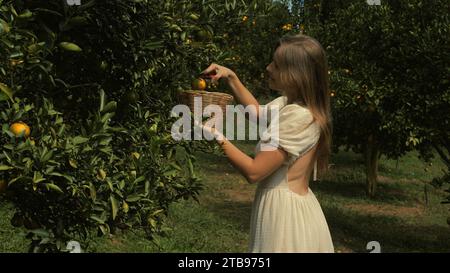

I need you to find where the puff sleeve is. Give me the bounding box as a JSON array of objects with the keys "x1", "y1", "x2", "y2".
[
  {"x1": 261, "y1": 96, "x2": 287, "y2": 124},
  {"x1": 260, "y1": 104, "x2": 321, "y2": 163}
]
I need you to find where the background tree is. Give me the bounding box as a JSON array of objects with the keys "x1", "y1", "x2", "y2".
[
  {"x1": 0, "y1": 0, "x2": 289, "y2": 252},
  {"x1": 305, "y1": 0, "x2": 449, "y2": 198}
]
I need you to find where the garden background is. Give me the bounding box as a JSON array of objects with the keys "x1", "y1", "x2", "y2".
[{"x1": 0, "y1": 0, "x2": 449, "y2": 252}]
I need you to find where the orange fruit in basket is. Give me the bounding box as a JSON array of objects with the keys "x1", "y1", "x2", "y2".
[
  {"x1": 10, "y1": 122, "x2": 31, "y2": 138},
  {"x1": 191, "y1": 78, "x2": 207, "y2": 90}
]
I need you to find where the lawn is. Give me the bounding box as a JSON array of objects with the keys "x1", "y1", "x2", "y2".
[{"x1": 1, "y1": 140, "x2": 449, "y2": 253}]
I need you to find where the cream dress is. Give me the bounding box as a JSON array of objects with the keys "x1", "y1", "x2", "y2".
[{"x1": 248, "y1": 96, "x2": 334, "y2": 253}]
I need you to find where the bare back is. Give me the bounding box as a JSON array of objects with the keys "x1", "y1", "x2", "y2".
[{"x1": 286, "y1": 144, "x2": 318, "y2": 196}]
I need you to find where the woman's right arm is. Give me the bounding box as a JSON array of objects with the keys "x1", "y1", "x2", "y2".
[{"x1": 202, "y1": 63, "x2": 261, "y2": 120}]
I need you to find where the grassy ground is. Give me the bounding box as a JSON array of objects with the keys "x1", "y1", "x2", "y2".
[{"x1": 1, "y1": 140, "x2": 449, "y2": 252}]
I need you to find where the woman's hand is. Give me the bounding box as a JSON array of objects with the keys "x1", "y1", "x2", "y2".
[
  {"x1": 201, "y1": 63, "x2": 236, "y2": 84},
  {"x1": 202, "y1": 64, "x2": 260, "y2": 122}
]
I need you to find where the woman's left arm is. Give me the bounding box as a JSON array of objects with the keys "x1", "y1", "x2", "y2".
[{"x1": 216, "y1": 137, "x2": 287, "y2": 184}]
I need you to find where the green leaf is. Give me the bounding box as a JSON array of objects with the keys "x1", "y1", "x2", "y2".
[
  {"x1": 68, "y1": 159, "x2": 77, "y2": 168},
  {"x1": 169, "y1": 162, "x2": 182, "y2": 171},
  {"x1": 9, "y1": 5, "x2": 18, "y2": 17},
  {"x1": 145, "y1": 181, "x2": 150, "y2": 195},
  {"x1": 142, "y1": 40, "x2": 164, "y2": 50},
  {"x1": 8, "y1": 176, "x2": 28, "y2": 186},
  {"x1": 101, "y1": 112, "x2": 115, "y2": 123},
  {"x1": 99, "y1": 89, "x2": 105, "y2": 111},
  {"x1": 0, "y1": 19, "x2": 10, "y2": 34},
  {"x1": 3, "y1": 144, "x2": 14, "y2": 150},
  {"x1": 174, "y1": 183, "x2": 185, "y2": 189},
  {"x1": 48, "y1": 172, "x2": 73, "y2": 183},
  {"x1": 48, "y1": 109, "x2": 62, "y2": 116},
  {"x1": 1, "y1": 38, "x2": 14, "y2": 48},
  {"x1": 57, "y1": 124, "x2": 65, "y2": 136},
  {"x1": 100, "y1": 101, "x2": 117, "y2": 114},
  {"x1": 99, "y1": 224, "x2": 109, "y2": 235},
  {"x1": 208, "y1": 4, "x2": 218, "y2": 15},
  {"x1": 90, "y1": 215, "x2": 105, "y2": 224},
  {"x1": 170, "y1": 24, "x2": 182, "y2": 32},
  {"x1": 81, "y1": 145, "x2": 93, "y2": 153},
  {"x1": 148, "y1": 218, "x2": 157, "y2": 228},
  {"x1": 110, "y1": 195, "x2": 118, "y2": 220},
  {"x1": 18, "y1": 10, "x2": 33, "y2": 19},
  {"x1": 33, "y1": 171, "x2": 46, "y2": 184},
  {"x1": 164, "y1": 169, "x2": 177, "y2": 177},
  {"x1": 9, "y1": 51, "x2": 23, "y2": 58},
  {"x1": 122, "y1": 201, "x2": 129, "y2": 213},
  {"x1": 0, "y1": 92, "x2": 8, "y2": 102},
  {"x1": 126, "y1": 194, "x2": 142, "y2": 202},
  {"x1": 89, "y1": 182, "x2": 96, "y2": 201},
  {"x1": 72, "y1": 136, "x2": 89, "y2": 145},
  {"x1": 0, "y1": 165, "x2": 13, "y2": 171},
  {"x1": 187, "y1": 158, "x2": 194, "y2": 176},
  {"x1": 100, "y1": 136, "x2": 117, "y2": 149},
  {"x1": 106, "y1": 179, "x2": 113, "y2": 191},
  {"x1": 41, "y1": 149, "x2": 53, "y2": 162},
  {"x1": 59, "y1": 42, "x2": 82, "y2": 52},
  {"x1": 0, "y1": 82, "x2": 14, "y2": 102},
  {"x1": 97, "y1": 169, "x2": 107, "y2": 180},
  {"x1": 131, "y1": 152, "x2": 140, "y2": 159},
  {"x1": 119, "y1": 179, "x2": 125, "y2": 190},
  {"x1": 133, "y1": 175, "x2": 145, "y2": 184},
  {"x1": 151, "y1": 209, "x2": 165, "y2": 217},
  {"x1": 189, "y1": 13, "x2": 199, "y2": 20},
  {"x1": 46, "y1": 183, "x2": 64, "y2": 193}
]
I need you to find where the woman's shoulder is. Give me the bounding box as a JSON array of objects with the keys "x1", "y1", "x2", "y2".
[
  {"x1": 265, "y1": 97, "x2": 316, "y2": 126},
  {"x1": 265, "y1": 95, "x2": 287, "y2": 108},
  {"x1": 265, "y1": 96, "x2": 309, "y2": 112},
  {"x1": 280, "y1": 103, "x2": 313, "y2": 120}
]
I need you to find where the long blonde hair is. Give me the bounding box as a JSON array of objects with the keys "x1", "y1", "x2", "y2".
[{"x1": 274, "y1": 34, "x2": 332, "y2": 177}]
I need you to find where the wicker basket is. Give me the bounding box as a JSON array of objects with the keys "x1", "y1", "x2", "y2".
[{"x1": 179, "y1": 90, "x2": 234, "y2": 118}]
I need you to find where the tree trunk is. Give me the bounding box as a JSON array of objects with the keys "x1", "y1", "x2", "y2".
[
  {"x1": 432, "y1": 139, "x2": 450, "y2": 169},
  {"x1": 365, "y1": 134, "x2": 380, "y2": 198}
]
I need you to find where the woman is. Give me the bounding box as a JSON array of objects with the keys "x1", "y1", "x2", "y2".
[{"x1": 198, "y1": 34, "x2": 334, "y2": 253}]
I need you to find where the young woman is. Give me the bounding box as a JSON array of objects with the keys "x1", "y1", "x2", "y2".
[{"x1": 198, "y1": 34, "x2": 334, "y2": 253}]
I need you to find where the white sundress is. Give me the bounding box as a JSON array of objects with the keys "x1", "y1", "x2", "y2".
[{"x1": 248, "y1": 96, "x2": 334, "y2": 253}]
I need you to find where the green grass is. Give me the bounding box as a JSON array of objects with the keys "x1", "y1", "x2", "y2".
[
  {"x1": 1, "y1": 141, "x2": 449, "y2": 252},
  {"x1": 0, "y1": 201, "x2": 29, "y2": 252},
  {"x1": 316, "y1": 150, "x2": 450, "y2": 252}
]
